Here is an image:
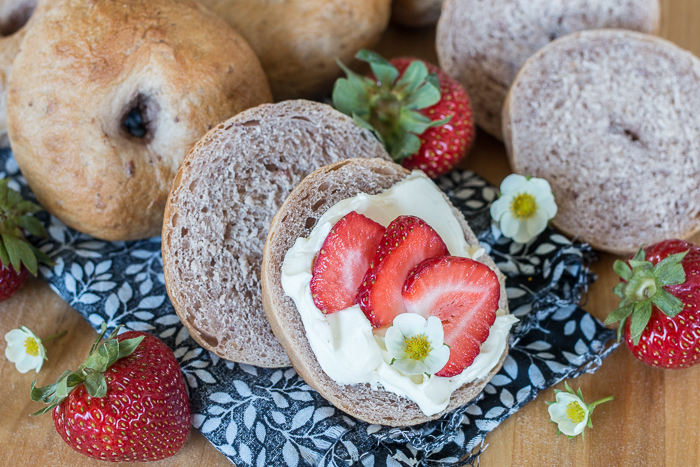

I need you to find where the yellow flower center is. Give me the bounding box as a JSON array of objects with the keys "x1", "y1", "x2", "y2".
[
  {"x1": 404, "y1": 334, "x2": 431, "y2": 361},
  {"x1": 566, "y1": 401, "x2": 586, "y2": 424},
  {"x1": 24, "y1": 337, "x2": 39, "y2": 357},
  {"x1": 510, "y1": 193, "x2": 538, "y2": 220}
]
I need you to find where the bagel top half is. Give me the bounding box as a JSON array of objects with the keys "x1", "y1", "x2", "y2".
[{"x1": 7, "y1": 0, "x2": 271, "y2": 241}]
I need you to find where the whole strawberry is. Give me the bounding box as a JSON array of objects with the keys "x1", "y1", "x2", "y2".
[
  {"x1": 0, "y1": 178, "x2": 52, "y2": 300},
  {"x1": 30, "y1": 323, "x2": 190, "y2": 462},
  {"x1": 605, "y1": 239, "x2": 700, "y2": 369},
  {"x1": 332, "y1": 50, "x2": 475, "y2": 178}
]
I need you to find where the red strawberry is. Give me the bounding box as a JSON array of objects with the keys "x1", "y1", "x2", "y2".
[
  {"x1": 0, "y1": 264, "x2": 28, "y2": 301},
  {"x1": 333, "y1": 50, "x2": 475, "y2": 178},
  {"x1": 0, "y1": 178, "x2": 52, "y2": 301},
  {"x1": 356, "y1": 215, "x2": 448, "y2": 327},
  {"x1": 403, "y1": 256, "x2": 500, "y2": 377},
  {"x1": 30, "y1": 324, "x2": 190, "y2": 462},
  {"x1": 311, "y1": 211, "x2": 385, "y2": 313},
  {"x1": 606, "y1": 239, "x2": 700, "y2": 369}
]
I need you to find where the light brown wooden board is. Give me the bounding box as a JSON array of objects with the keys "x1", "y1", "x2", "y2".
[{"x1": 1, "y1": 0, "x2": 698, "y2": 465}]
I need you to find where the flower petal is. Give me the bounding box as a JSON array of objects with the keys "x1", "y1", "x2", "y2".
[
  {"x1": 5, "y1": 328, "x2": 29, "y2": 344},
  {"x1": 424, "y1": 345, "x2": 450, "y2": 374},
  {"x1": 490, "y1": 195, "x2": 512, "y2": 221},
  {"x1": 393, "y1": 313, "x2": 428, "y2": 337},
  {"x1": 15, "y1": 354, "x2": 42, "y2": 374},
  {"x1": 524, "y1": 177, "x2": 552, "y2": 195},
  {"x1": 525, "y1": 212, "x2": 549, "y2": 238},
  {"x1": 538, "y1": 194, "x2": 558, "y2": 218},
  {"x1": 499, "y1": 174, "x2": 528, "y2": 194},
  {"x1": 384, "y1": 326, "x2": 407, "y2": 360},
  {"x1": 499, "y1": 212, "x2": 520, "y2": 239},
  {"x1": 425, "y1": 316, "x2": 444, "y2": 346},
  {"x1": 392, "y1": 358, "x2": 428, "y2": 375}
]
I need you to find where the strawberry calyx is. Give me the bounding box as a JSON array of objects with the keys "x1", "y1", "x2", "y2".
[
  {"x1": 332, "y1": 49, "x2": 450, "y2": 161},
  {"x1": 29, "y1": 323, "x2": 144, "y2": 416},
  {"x1": 0, "y1": 178, "x2": 52, "y2": 275},
  {"x1": 605, "y1": 246, "x2": 689, "y2": 345}
]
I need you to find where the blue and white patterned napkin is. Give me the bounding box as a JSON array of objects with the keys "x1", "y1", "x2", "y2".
[{"x1": 5, "y1": 147, "x2": 616, "y2": 467}]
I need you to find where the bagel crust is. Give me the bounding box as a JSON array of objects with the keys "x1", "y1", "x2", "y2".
[
  {"x1": 7, "y1": 0, "x2": 271, "y2": 241},
  {"x1": 261, "y1": 158, "x2": 510, "y2": 426}
]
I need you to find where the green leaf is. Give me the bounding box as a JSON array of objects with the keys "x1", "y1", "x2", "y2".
[
  {"x1": 651, "y1": 288, "x2": 684, "y2": 318},
  {"x1": 84, "y1": 372, "x2": 107, "y2": 398},
  {"x1": 15, "y1": 238, "x2": 37, "y2": 275},
  {"x1": 30, "y1": 404, "x2": 59, "y2": 416},
  {"x1": 16, "y1": 200, "x2": 41, "y2": 215},
  {"x1": 395, "y1": 60, "x2": 429, "y2": 95},
  {"x1": 628, "y1": 259, "x2": 652, "y2": 270},
  {"x1": 390, "y1": 132, "x2": 421, "y2": 161},
  {"x1": 117, "y1": 336, "x2": 145, "y2": 360},
  {"x1": 654, "y1": 250, "x2": 688, "y2": 286},
  {"x1": 629, "y1": 301, "x2": 652, "y2": 345},
  {"x1": 404, "y1": 82, "x2": 441, "y2": 110},
  {"x1": 89, "y1": 323, "x2": 110, "y2": 355},
  {"x1": 613, "y1": 282, "x2": 626, "y2": 299},
  {"x1": 30, "y1": 245, "x2": 53, "y2": 267},
  {"x1": 399, "y1": 110, "x2": 434, "y2": 135},
  {"x1": 604, "y1": 303, "x2": 634, "y2": 325},
  {"x1": 425, "y1": 73, "x2": 440, "y2": 90},
  {"x1": 631, "y1": 246, "x2": 646, "y2": 262},
  {"x1": 332, "y1": 77, "x2": 371, "y2": 117},
  {"x1": 616, "y1": 316, "x2": 627, "y2": 342},
  {"x1": 613, "y1": 260, "x2": 633, "y2": 281},
  {"x1": 352, "y1": 114, "x2": 385, "y2": 144},
  {"x1": 2, "y1": 232, "x2": 21, "y2": 272},
  {"x1": 17, "y1": 216, "x2": 46, "y2": 238},
  {"x1": 0, "y1": 238, "x2": 10, "y2": 271}
]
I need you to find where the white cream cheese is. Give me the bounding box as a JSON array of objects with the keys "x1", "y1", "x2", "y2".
[{"x1": 281, "y1": 171, "x2": 518, "y2": 416}]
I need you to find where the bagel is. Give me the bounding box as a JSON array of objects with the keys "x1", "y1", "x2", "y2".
[
  {"x1": 436, "y1": 0, "x2": 660, "y2": 140},
  {"x1": 197, "y1": 0, "x2": 391, "y2": 101},
  {"x1": 503, "y1": 30, "x2": 700, "y2": 255},
  {"x1": 161, "y1": 100, "x2": 390, "y2": 368},
  {"x1": 0, "y1": 0, "x2": 45, "y2": 147},
  {"x1": 261, "y1": 158, "x2": 512, "y2": 426},
  {"x1": 7, "y1": 0, "x2": 272, "y2": 241}
]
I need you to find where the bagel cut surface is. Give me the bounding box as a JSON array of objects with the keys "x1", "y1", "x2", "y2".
[{"x1": 7, "y1": 0, "x2": 271, "y2": 241}]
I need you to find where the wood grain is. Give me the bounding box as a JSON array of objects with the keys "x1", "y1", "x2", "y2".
[{"x1": 1, "y1": 0, "x2": 699, "y2": 465}]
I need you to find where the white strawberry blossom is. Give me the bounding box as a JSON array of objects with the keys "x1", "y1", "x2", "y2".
[
  {"x1": 385, "y1": 313, "x2": 450, "y2": 375},
  {"x1": 5, "y1": 326, "x2": 47, "y2": 374},
  {"x1": 490, "y1": 174, "x2": 557, "y2": 244},
  {"x1": 547, "y1": 381, "x2": 613, "y2": 438}
]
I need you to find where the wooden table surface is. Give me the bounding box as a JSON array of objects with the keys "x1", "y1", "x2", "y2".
[{"x1": 2, "y1": 1, "x2": 699, "y2": 465}]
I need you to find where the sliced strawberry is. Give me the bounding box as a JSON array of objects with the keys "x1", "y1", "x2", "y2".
[
  {"x1": 311, "y1": 211, "x2": 385, "y2": 314},
  {"x1": 356, "y1": 215, "x2": 449, "y2": 327},
  {"x1": 403, "y1": 256, "x2": 500, "y2": 377}
]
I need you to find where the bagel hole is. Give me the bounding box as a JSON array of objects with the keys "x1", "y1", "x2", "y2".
[
  {"x1": 0, "y1": 0, "x2": 36, "y2": 36},
  {"x1": 121, "y1": 94, "x2": 158, "y2": 142}
]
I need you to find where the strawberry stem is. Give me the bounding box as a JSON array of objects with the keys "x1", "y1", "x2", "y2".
[{"x1": 40, "y1": 330, "x2": 66, "y2": 343}]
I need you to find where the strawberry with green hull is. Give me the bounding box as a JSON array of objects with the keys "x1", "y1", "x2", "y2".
[
  {"x1": 0, "y1": 178, "x2": 52, "y2": 300},
  {"x1": 311, "y1": 211, "x2": 385, "y2": 314},
  {"x1": 606, "y1": 239, "x2": 700, "y2": 369},
  {"x1": 403, "y1": 256, "x2": 500, "y2": 377},
  {"x1": 333, "y1": 50, "x2": 474, "y2": 178},
  {"x1": 30, "y1": 323, "x2": 190, "y2": 462}
]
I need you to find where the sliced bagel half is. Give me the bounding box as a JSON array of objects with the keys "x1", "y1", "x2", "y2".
[
  {"x1": 162, "y1": 100, "x2": 389, "y2": 368},
  {"x1": 261, "y1": 158, "x2": 510, "y2": 426}
]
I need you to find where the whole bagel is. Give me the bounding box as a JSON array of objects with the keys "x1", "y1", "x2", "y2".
[
  {"x1": 0, "y1": 0, "x2": 44, "y2": 147},
  {"x1": 7, "y1": 0, "x2": 272, "y2": 241},
  {"x1": 197, "y1": 0, "x2": 391, "y2": 101}
]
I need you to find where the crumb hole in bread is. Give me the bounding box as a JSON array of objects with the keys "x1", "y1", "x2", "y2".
[
  {"x1": 264, "y1": 163, "x2": 278, "y2": 172},
  {"x1": 121, "y1": 93, "x2": 158, "y2": 142},
  {"x1": 318, "y1": 182, "x2": 329, "y2": 192},
  {"x1": 181, "y1": 227, "x2": 188, "y2": 237},
  {"x1": 609, "y1": 121, "x2": 641, "y2": 143},
  {"x1": 242, "y1": 119, "x2": 260, "y2": 127},
  {"x1": 311, "y1": 199, "x2": 325, "y2": 212},
  {"x1": 0, "y1": 0, "x2": 36, "y2": 36},
  {"x1": 305, "y1": 217, "x2": 317, "y2": 229},
  {"x1": 292, "y1": 116, "x2": 312, "y2": 123},
  {"x1": 371, "y1": 166, "x2": 398, "y2": 177},
  {"x1": 329, "y1": 161, "x2": 351, "y2": 172},
  {"x1": 170, "y1": 213, "x2": 178, "y2": 227}
]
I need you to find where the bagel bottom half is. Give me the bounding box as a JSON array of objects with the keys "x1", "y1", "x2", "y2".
[{"x1": 261, "y1": 158, "x2": 510, "y2": 426}]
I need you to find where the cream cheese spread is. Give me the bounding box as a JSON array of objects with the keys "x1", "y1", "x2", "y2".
[{"x1": 281, "y1": 171, "x2": 518, "y2": 415}]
